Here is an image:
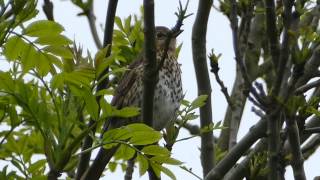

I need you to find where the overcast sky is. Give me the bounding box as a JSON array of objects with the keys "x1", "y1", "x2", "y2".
[{"x1": 17, "y1": 0, "x2": 320, "y2": 179}]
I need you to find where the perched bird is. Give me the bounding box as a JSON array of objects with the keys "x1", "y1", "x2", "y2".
[
  {"x1": 82, "y1": 26, "x2": 183, "y2": 179},
  {"x1": 109, "y1": 26, "x2": 183, "y2": 130}
]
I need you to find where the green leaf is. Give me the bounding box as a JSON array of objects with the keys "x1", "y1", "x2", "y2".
[
  {"x1": 20, "y1": 44, "x2": 37, "y2": 73},
  {"x1": 137, "y1": 154, "x2": 149, "y2": 176},
  {"x1": 114, "y1": 107, "x2": 140, "y2": 118},
  {"x1": 103, "y1": 128, "x2": 132, "y2": 143},
  {"x1": 37, "y1": 53, "x2": 51, "y2": 76},
  {"x1": 141, "y1": 145, "x2": 170, "y2": 156},
  {"x1": 114, "y1": 144, "x2": 135, "y2": 160},
  {"x1": 159, "y1": 165, "x2": 176, "y2": 180},
  {"x1": 43, "y1": 46, "x2": 73, "y2": 59},
  {"x1": 126, "y1": 124, "x2": 162, "y2": 145},
  {"x1": 149, "y1": 161, "x2": 161, "y2": 178},
  {"x1": 9, "y1": 106, "x2": 19, "y2": 126},
  {"x1": 108, "y1": 162, "x2": 117, "y2": 172},
  {"x1": 35, "y1": 35, "x2": 72, "y2": 46},
  {"x1": 11, "y1": 159, "x2": 23, "y2": 174},
  {"x1": 151, "y1": 156, "x2": 183, "y2": 165},
  {"x1": 124, "y1": 15, "x2": 132, "y2": 34},
  {"x1": 83, "y1": 92, "x2": 99, "y2": 120},
  {"x1": 23, "y1": 20, "x2": 64, "y2": 37},
  {"x1": 115, "y1": 16, "x2": 124, "y2": 31},
  {"x1": 3, "y1": 36, "x2": 27, "y2": 61},
  {"x1": 190, "y1": 95, "x2": 208, "y2": 110},
  {"x1": 27, "y1": 159, "x2": 46, "y2": 174}
]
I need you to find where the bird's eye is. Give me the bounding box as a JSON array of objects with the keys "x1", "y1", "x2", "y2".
[{"x1": 156, "y1": 32, "x2": 165, "y2": 39}]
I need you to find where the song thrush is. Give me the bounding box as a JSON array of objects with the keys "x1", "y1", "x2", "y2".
[
  {"x1": 109, "y1": 26, "x2": 183, "y2": 130},
  {"x1": 82, "y1": 26, "x2": 183, "y2": 179}
]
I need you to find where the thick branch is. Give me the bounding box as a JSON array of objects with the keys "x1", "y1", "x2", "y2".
[
  {"x1": 204, "y1": 117, "x2": 267, "y2": 180},
  {"x1": 77, "y1": 1, "x2": 118, "y2": 179},
  {"x1": 285, "y1": 116, "x2": 306, "y2": 180},
  {"x1": 142, "y1": 0, "x2": 158, "y2": 179},
  {"x1": 264, "y1": 0, "x2": 281, "y2": 178},
  {"x1": 191, "y1": 0, "x2": 214, "y2": 177},
  {"x1": 142, "y1": 0, "x2": 156, "y2": 128}
]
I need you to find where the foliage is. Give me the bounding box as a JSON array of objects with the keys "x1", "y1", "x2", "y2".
[
  {"x1": 1, "y1": 0, "x2": 320, "y2": 179},
  {"x1": 0, "y1": 2, "x2": 191, "y2": 179}
]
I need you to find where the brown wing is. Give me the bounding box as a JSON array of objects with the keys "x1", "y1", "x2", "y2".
[{"x1": 111, "y1": 53, "x2": 143, "y2": 108}]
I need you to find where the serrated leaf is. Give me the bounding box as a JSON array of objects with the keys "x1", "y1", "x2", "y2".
[
  {"x1": 37, "y1": 53, "x2": 51, "y2": 76},
  {"x1": 137, "y1": 154, "x2": 148, "y2": 176},
  {"x1": 20, "y1": 44, "x2": 37, "y2": 73},
  {"x1": 24, "y1": 20, "x2": 64, "y2": 37},
  {"x1": 3, "y1": 36, "x2": 27, "y2": 60},
  {"x1": 35, "y1": 34, "x2": 72, "y2": 46},
  {"x1": 141, "y1": 145, "x2": 170, "y2": 156}
]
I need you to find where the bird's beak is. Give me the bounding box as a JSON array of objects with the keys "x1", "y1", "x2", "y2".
[{"x1": 172, "y1": 29, "x2": 183, "y2": 38}]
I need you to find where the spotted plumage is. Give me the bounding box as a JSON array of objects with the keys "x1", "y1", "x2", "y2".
[{"x1": 109, "y1": 26, "x2": 183, "y2": 130}]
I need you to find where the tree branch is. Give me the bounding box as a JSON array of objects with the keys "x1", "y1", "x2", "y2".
[
  {"x1": 142, "y1": 1, "x2": 159, "y2": 179},
  {"x1": 285, "y1": 116, "x2": 306, "y2": 180},
  {"x1": 264, "y1": 0, "x2": 281, "y2": 178},
  {"x1": 204, "y1": 117, "x2": 267, "y2": 180},
  {"x1": 43, "y1": 0, "x2": 54, "y2": 21},
  {"x1": 191, "y1": 0, "x2": 214, "y2": 177},
  {"x1": 295, "y1": 79, "x2": 320, "y2": 94},
  {"x1": 85, "y1": 2, "x2": 102, "y2": 49},
  {"x1": 77, "y1": 0, "x2": 118, "y2": 179}
]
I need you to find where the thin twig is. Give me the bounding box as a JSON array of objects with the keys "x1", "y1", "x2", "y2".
[
  {"x1": 85, "y1": 3, "x2": 102, "y2": 49},
  {"x1": 209, "y1": 54, "x2": 234, "y2": 109},
  {"x1": 156, "y1": 0, "x2": 192, "y2": 73},
  {"x1": 303, "y1": 127, "x2": 320, "y2": 134},
  {"x1": 295, "y1": 79, "x2": 320, "y2": 94}
]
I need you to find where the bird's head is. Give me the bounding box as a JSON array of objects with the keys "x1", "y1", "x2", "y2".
[{"x1": 155, "y1": 26, "x2": 183, "y2": 53}]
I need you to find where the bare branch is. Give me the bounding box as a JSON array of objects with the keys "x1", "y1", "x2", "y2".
[
  {"x1": 285, "y1": 116, "x2": 306, "y2": 180},
  {"x1": 85, "y1": 3, "x2": 102, "y2": 49},
  {"x1": 295, "y1": 79, "x2": 320, "y2": 94},
  {"x1": 204, "y1": 117, "x2": 267, "y2": 180},
  {"x1": 191, "y1": 0, "x2": 214, "y2": 176}
]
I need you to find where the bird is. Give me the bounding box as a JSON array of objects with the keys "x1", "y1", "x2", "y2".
[
  {"x1": 109, "y1": 26, "x2": 183, "y2": 130},
  {"x1": 81, "y1": 26, "x2": 183, "y2": 180}
]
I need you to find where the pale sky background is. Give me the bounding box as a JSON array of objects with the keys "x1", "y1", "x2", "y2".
[{"x1": 0, "y1": 0, "x2": 319, "y2": 179}]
